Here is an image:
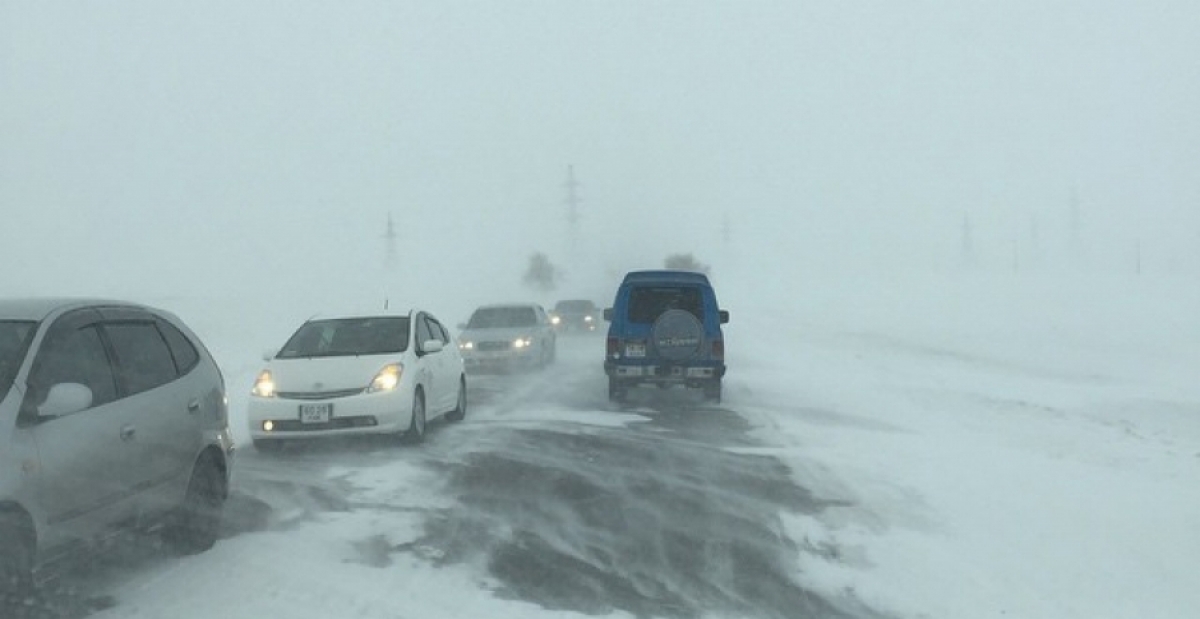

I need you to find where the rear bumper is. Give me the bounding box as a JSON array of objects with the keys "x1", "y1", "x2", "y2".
[{"x1": 604, "y1": 361, "x2": 725, "y2": 384}]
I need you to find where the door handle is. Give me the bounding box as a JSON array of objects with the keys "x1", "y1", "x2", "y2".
[
  {"x1": 120, "y1": 424, "x2": 136, "y2": 441},
  {"x1": 187, "y1": 400, "x2": 202, "y2": 414}
]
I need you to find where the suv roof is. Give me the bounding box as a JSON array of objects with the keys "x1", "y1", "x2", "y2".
[{"x1": 619, "y1": 270, "x2": 712, "y2": 285}]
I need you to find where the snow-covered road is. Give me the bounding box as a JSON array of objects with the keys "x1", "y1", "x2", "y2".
[{"x1": 10, "y1": 277, "x2": 1198, "y2": 619}]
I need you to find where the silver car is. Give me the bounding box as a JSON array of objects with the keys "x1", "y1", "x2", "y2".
[
  {"x1": 0, "y1": 299, "x2": 234, "y2": 595},
  {"x1": 457, "y1": 303, "x2": 557, "y2": 372}
]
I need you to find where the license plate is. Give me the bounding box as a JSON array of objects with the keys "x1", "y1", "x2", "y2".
[
  {"x1": 625, "y1": 343, "x2": 646, "y2": 358},
  {"x1": 299, "y1": 403, "x2": 332, "y2": 424}
]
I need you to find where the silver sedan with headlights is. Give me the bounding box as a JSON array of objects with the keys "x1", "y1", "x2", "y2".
[
  {"x1": 457, "y1": 303, "x2": 556, "y2": 372},
  {"x1": 247, "y1": 310, "x2": 465, "y2": 451}
]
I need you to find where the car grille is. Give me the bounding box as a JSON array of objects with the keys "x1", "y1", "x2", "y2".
[
  {"x1": 476, "y1": 341, "x2": 512, "y2": 352},
  {"x1": 269, "y1": 416, "x2": 378, "y2": 431},
  {"x1": 276, "y1": 388, "x2": 364, "y2": 400}
]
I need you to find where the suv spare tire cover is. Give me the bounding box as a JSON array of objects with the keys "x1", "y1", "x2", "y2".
[{"x1": 651, "y1": 309, "x2": 705, "y2": 361}]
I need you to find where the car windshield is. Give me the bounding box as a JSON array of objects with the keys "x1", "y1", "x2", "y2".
[
  {"x1": 468, "y1": 307, "x2": 537, "y2": 329},
  {"x1": 0, "y1": 320, "x2": 37, "y2": 396},
  {"x1": 628, "y1": 287, "x2": 704, "y2": 323},
  {"x1": 554, "y1": 301, "x2": 594, "y2": 313},
  {"x1": 276, "y1": 317, "x2": 410, "y2": 358}
]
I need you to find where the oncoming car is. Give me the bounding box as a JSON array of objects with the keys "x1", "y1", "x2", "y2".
[
  {"x1": 549, "y1": 299, "x2": 600, "y2": 332},
  {"x1": 457, "y1": 303, "x2": 556, "y2": 372},
  {"x1": 0, "y1": 299, "x2": 234, "y2": 595},
  {"x1": 247, "y1": 310, "x2": 465, "y2": 450}
]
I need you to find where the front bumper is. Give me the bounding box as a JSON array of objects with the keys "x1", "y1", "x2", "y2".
[
  {"x1": 461, "y1": 349, "x2": 541, "y2": 371},
  {"x1": 247, "y1": 390, "x2": 413, "y2": 439}
]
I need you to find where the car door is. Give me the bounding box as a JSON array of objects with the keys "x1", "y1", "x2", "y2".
[
  {"x1": 413, "y1": 314, "x2": 444, "y2": 412},
  {"x1": 97, "y1": 310, "x2": 200, "y2": 511},
  {"x1": 22, "y1": 309, "x2": 135, "y2": 539},
  {"x1": 426, "y1": 315, "x2": 456, "y2": 412}
]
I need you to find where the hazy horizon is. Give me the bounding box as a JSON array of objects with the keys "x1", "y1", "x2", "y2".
[{"x1": 4, "y1": 1, "x2": 1198, "y2": 304}]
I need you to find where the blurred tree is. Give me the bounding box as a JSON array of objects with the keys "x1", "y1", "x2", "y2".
[
  {"x1": 523, "y1": 252, "x2": 559, "y2": 291},
  {"x1": 664, "y1": 253, "x2": 710, "y2": 275}
]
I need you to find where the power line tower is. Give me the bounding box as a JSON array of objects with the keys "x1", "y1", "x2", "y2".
[
  {"x1": 384, "y1": 212, "x2": 398, "y2": 268},
  {"x1": 564, "y1": 164, "x2": 582, "y2": 231}
]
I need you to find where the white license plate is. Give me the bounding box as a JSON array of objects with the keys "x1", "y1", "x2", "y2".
[
  {"x1": 299, "y1": 403, "x2": 332, "y2": 424},
  {"x1": 625, "y1": 343, "x2": 646, "y2": 358}
]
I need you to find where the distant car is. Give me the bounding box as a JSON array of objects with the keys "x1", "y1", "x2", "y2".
[
  {"x1": 247, "y1": 310, "x2": 465, "y2": 450},
  {"x1": 0, "y1": 299, "x2": 234, "y2": 595},
  {"x1": 603, "y1": 270, "x2": 729, "y2": 402},
  {"x1": 457, "y1": 303, "x2": 556, "y2": 372},
  {"x1": 549, "y1": 299, "x2": 600, "y2": 332}
]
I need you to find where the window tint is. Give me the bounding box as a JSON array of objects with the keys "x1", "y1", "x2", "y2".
[
  {"x1": 0, "y1": 320, "x2": 37, "y2": 397},
  {"x1": 431, "y1": 319, "x2": 450, "y2": 343},
  {"x1": 468, "y1": 306, "x2": 538, "y2": 328},
  {"x1": 157, "y1": 319, "x2": 200, "y2": 375},
  {"x1": 30, "y1": 324, "x2": 118, "y2": 409},
  {"x1": 104, "y1": 322, "x2": 179, "y2": 395},
  {"x1": 277, "y1": 317, "x2": 410, "y2": 358},
  {"x1": 416, "y1": 316, "x2": 435, "y2": 351},
  {"x1": 628, "y1": 286, "x2": 704, "y2": 323}
]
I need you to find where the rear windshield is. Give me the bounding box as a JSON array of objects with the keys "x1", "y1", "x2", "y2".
[
  {"x1": 627, "y1": 286, "x2": 704, "y2": 324},
  {"x1": 555, "y1": 300, "x2": 595, "y2": 313},
  {"x1": 277, "y1": 317, "x2": 410, "y2": 358},
  {"x1": 468, "y1": 307, "x2": 538, "y2": 328},
  {"x1": 0, "y1": 320, "x2": 38, "y2": 396}
]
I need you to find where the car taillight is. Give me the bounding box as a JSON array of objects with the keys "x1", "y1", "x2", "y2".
[
  {"x1": 712, "y1": 339, "x2": 724, "y2": 359},
  {"x1": 607, "y1": 337, "x2": 619, "y2": 357}
]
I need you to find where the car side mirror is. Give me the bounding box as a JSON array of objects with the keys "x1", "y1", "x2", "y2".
[
  {"x1": 457, "y1": 323, "x2": 467, "y2": 331},
  {"x1": 39, "y1": 383, "x2": 93, "y2": 417},
  {"x1": 603, "y1": 308, "x2": 613, "y2": 321},
  {"x1": 422, "y1": 340, "x2": 445, "y2": 354},
  {"x1": 719, "y1": 310, "x2": 730, "y2": 324},
  {"x1": 262, "y1": 348, "x2": 276, "y2": 362}
]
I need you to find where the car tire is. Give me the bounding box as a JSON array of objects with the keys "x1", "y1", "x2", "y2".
[
  {"x1": 403, "y1": 389, "x2": 426, "y2": 444},
  {"x1": 608, "y1": 377, "x2": 627, "y2": 403},
  {"x1": 703, "y1": 379, "x2": 722, "y2": 404},
  {"x1": 163, "y1": 453, "x2": 226, "y2": 555},
  {"x1": 446, "y1": 377, "x2": 466, "y2": 422},
  {"x1": 0, "y1": 510, "x2": 34, "y2": 602}
]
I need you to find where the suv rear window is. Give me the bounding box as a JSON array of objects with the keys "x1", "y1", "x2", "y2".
[{"x1": 628, "y1": 286, "x2": 704, "y2": 323}]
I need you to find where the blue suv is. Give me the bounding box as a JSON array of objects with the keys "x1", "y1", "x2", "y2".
[{"x1": 603, "y1": 270, "x2": 729, "y2": 403}]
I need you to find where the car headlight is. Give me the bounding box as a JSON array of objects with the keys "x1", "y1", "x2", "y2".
[
  {"x1": 550, "y1": 316, "x2": 561, "y2": 325},
  {"x1": 459, "y1": 340, "x2": 474, "y2": 350},
  {"x1": 251, "y1": 370, "x2": 276, "y2": 398},
  {"x1": 367, "y1": 363, "x2": 403, "y2": 392},
  {"x1": 584, "y1": 315, "x2": 594, "y2": 322},
  {"x1": 513, "y1": 337, "x2": 533, "y2": 349}
]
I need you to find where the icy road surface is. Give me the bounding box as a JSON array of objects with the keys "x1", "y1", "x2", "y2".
[{"x1": 10, "y1": 334, "x2": 873, "y2": 619}]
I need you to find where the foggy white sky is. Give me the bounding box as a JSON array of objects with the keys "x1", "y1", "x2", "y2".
[{"x1": 2, "y1": 1, "x2": 1198, "y2": 302}]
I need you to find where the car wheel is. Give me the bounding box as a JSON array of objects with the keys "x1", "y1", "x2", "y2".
[
  {"x1": 607, "y1": 377, "x2": 627, "y2": 403},
  {"x1": 703, "y1": 379, "x2": 722, "y2": 404},
  {"x1": 446, "y1": 377, "x2": 466, "y2": 422},
  {"x1": 403, "y1": 389, "x2": 426, "y2": 443},
  {"x1": 0, "y1": 510, "x2": 34, "y2": 601},
  {"x1": 164, "y1": 453, "x2": 226, "y2": 555}
]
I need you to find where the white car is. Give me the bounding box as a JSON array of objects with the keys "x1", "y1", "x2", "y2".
[
  {"x1": 247, "y1": 310, "x2": 465, "y2": 450},
  {"x1": 457, "y1": 303, "x2": 557, "y2": 372}
]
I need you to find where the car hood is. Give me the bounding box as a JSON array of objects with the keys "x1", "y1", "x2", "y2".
[
  {"x1": 266, "y1": 355, "x2": 401, "y2": 392},
  {"x1": 459, "y1": 327, "x2": 537, "y2": 342}
]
